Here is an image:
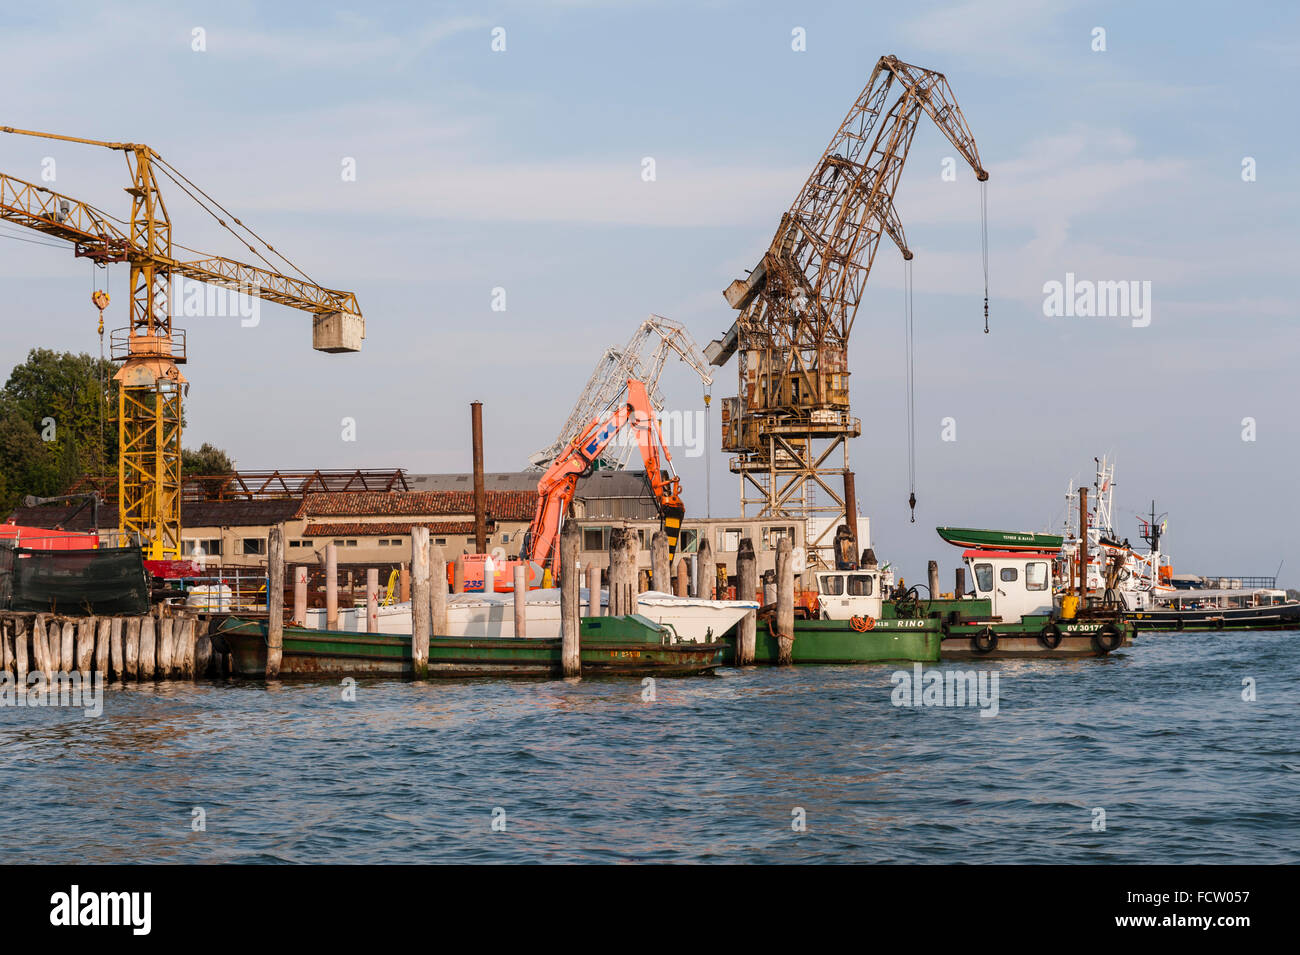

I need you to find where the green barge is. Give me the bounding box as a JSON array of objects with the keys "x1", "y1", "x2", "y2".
[
  {"x1": 726, "y1": 615, "x2": 941, "y2": 665},
  {"x1": 212, "y1": 614, "x2": 726, "y2": 678}
]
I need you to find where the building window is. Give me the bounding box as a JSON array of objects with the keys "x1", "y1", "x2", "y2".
[
  {"x1": 500, "y1": 533, "x2": 510, "y2": 544},
  {"x1": 346, "y1": 540, "x2": 358, "y2": 547},
  {"x1": 717, "y1": 527, "x2": 744, "y2": 552},
  {"x1": 389, "y1": 538, "x2": 402, "y2": 546},
  {"x1": 678, "y1": 529, "x2": 698, "y2": 553},
  {"x1": 185, "y1": 538, "x2": 222, "y2": 557},
  {"x1": 583, "y1": 526, "x2": 607, "y2": 552},
  {"x1": 764, "y1": 526, "x2": 794, "y2": 550},
  {"x1": 435, "y1": 538, "x2": 447, "y2": 546},
  {"x1": 334, "y1": 540, "x2": 345, "y2": 547},
  {"x1": 379, "y1": 539, "x2": 391, "y2": 546},
  {"x1": 242, "y1": 538, "x2": 266, "y2": 556}
]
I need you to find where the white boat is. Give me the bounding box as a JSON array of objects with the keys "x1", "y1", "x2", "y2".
[{"x1": 305, "y1": 588, "x2": 757, "y2": 644}]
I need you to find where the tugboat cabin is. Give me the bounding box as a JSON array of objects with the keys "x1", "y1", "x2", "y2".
[
  {"x1": 962, "y1": 549, "x2": 1056, "y2": 623},
  {"x1": 813, "y1": 568, "x2": 882, "y2": 621}
]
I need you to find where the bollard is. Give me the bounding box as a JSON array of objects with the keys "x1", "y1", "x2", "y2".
[{"x1": 928, "y1": 560, "x2": 939, "y2": 604}]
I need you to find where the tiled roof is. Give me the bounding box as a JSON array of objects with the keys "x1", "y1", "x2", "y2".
[
  {"x1": 301, "y1": 521, "x2": 490, "y2": 537},
  {"x1": 299, "y1": 490, "x2": 536, "y2": 522},
  {"x1": 6, "y1": 498, "x2": 303, "y2": 531}
]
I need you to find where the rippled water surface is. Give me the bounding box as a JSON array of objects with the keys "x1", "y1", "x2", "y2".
[{"x1": 2, "y1": 631, "x2": 1297, "y2": 863}]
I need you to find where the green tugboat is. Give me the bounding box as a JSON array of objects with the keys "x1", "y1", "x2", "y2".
[{"x1": 212, "y1": 614, "x2": 726, "y2": 678}]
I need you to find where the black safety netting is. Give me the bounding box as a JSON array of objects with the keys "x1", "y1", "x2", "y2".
[{"x1": 2, "y1": 544, "x2": 150, "y2": 615}]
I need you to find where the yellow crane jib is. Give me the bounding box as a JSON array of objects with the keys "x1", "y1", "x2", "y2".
[{"x1": 1, "y1": 125, "x2": 364, "y2": 559}]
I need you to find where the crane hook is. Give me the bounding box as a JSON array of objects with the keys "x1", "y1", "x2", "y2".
[
  {"x1": 92, "y1": 290, "x2": 110, "y2": 336},
  {"x1": 908, "y1": 491, "x2": 916, "y2": 523}
]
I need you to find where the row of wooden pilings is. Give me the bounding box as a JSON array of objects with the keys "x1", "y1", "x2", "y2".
[
  {"x1": 260, "y1": 515, "x2": 799, "y2": 678},
  {"x1": 0, "y1": 610, "x2": 213, "y2": 682}
]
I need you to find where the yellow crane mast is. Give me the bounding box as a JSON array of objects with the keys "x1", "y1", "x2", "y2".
[{"x1": 0, "y1": 126, "x2": 365, "y2": 558}]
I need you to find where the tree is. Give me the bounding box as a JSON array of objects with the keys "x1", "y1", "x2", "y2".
[
  {"x1": 0, "y1": 349, "x2": 234, "y2": 514},
  {"x1": 182, "y1": 442, "x2": 236, "y2": 474}
]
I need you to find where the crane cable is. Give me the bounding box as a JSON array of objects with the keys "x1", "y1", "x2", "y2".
[
  {"x1": 904, "y1": 258, "x2": 916, "y2": 523},
  {"x1": 150, "y1": 154, "x2": 322, "y2": 288},
  {"x1": 980, "y1": 180, "x2": 989, "y2": 333}
]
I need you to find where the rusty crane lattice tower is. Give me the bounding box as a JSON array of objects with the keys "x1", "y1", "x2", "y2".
[
  {"x1": 706, "y1": 55, "x2": 988, "y2": 565},
  {"x1": 1, "y1": 126, "x2": 364, "y2": 558}
]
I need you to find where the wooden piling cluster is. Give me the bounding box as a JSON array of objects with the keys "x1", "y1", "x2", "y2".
[{"x1": 0, "y1": 610, "x2": 212, "y2": 682}]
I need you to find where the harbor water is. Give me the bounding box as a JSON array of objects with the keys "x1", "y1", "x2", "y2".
[{"x1": 2, "y1": 630, "x2": 1296, "y2": 864}]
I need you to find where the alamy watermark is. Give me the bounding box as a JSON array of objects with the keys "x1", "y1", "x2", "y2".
[
  {"x1": 174, "y1": 276, "x2": 261, "y2": 327},
  {"x1": 1, "y1": 671, "x2": 104, "y2": 717},
  {"x1": 1042, "y1": 272, "x2": 1151, "y2": 328},
  {"x1": 890, "y1": 663, "x2": 1000, "y2": 717}
]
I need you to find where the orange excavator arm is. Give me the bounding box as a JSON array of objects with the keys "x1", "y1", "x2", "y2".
[{"x1": 522, "y1": 379, "x2": 685, "y2": 578}]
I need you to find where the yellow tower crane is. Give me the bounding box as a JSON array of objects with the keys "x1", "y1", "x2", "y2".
[{"x1": 0, "y1": 126, "x2": 364, "y2": 558}]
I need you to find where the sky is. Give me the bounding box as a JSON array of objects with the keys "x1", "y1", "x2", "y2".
[{"x1": 1, "y1": 0, "x2": 1297, "y2": 586}]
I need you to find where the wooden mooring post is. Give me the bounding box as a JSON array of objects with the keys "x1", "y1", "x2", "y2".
[
  {"x1": 696, "y1": 537, "x2": 715, "y2": 600},
  {"x1": 431, "y1": 543, "x2": 448, "y2": 635},
  {"x1": 775, "y1": 537, "x2": 795, "y2": 666},
  {"x1": 586, "y1": 561, "x2": 601, "y2": 618},
  {"x1": 513, "y1": 564, "x2": 528, "y2": 637},
  {"x1": 267, "y1": 525, "x2": 285, "y2": 678},
  {"x1": 293, "y1": 565, "x2": 308, "y2": 625},
  {"x1": 411, "y1": 526, "x2": 431, "y2": 679},
  {"x1": 366, "y1": 568, "x2": 379, "y2": 633},
  {"x1": 928, "y1": 561, "x2": 940, "y2": 602},
  {"x1": 325, "y1": 541, "x2": 339, "y2": 629},
  {"x1": 560, "y1": 521, "x2": 581, "y2": 676},
  {"x1": 736, "y1": 538, "x2": 757, "y2": 665},
  {"x1": 674, "y1": 558, "x2": 688, "y2": 597},
  {"x1": 651, "y1": 531, "x2": 669, "y2": 594}
]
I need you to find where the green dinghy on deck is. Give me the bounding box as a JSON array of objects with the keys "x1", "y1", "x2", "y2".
[
  {"x1": 936, "y1": 526, "x2": 1063, "y2": 551},
  {"x1": 213, "y1": 614, "x2": 726, "y2": 678}
]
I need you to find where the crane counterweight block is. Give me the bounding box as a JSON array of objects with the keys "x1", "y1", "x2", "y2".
[{"x1": 312, "y1": 310, "x2": 365, "y2": 353}]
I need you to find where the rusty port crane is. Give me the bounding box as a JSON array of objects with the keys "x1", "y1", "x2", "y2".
[
  {"x1": 706, "y1": 55, "x2": 988, "y2": 567},
  {"x1": 0, "y1": 126, "x2": 364, "y2": 559}
]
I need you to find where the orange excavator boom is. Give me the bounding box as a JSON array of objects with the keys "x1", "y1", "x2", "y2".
[{"x1": 522, "y1": 379, "x2": 684, "y2": 578}]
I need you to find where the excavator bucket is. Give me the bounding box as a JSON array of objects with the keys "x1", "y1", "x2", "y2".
[{"x1": 661, "y1": 502, "x2": 686, "y2": 565}]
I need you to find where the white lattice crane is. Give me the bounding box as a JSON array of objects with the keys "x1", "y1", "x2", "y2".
[{"x1": 528, "y1": 314, "x2": 713, "y2": 471}]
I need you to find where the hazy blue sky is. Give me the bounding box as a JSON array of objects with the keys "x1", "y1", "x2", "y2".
[{"x1": 1, "y1": 0, "x2": 1297, "y2": 585}]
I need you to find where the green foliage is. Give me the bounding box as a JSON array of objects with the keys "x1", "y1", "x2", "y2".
[
  {"x1": 182, "y1": 442, "x2": 235, "y2": 474},
  {"x1": 0, "y1": 349, "x2": 237, "y2": 515},
  {"x1": 0, "y1": 349, "x2": 116, "y2": 513}
]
